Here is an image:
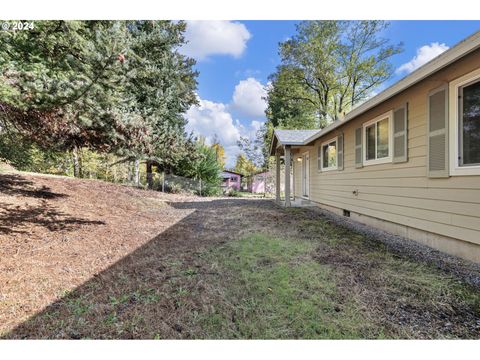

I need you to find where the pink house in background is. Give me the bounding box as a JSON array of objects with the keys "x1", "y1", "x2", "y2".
[
  {"x1": 221, "y1": 170, "x2": 242, "y2": 191},
  {"x1": 247, "y1": 171, "x2": 267, "y2": 193}
]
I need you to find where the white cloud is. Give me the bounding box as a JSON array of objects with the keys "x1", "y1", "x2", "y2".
[
  {"x1": 396, "y1": 42, "x2": 449, "y2": 75},
  {"x1": 251, "y1": 120, "x2": 263, "y2": 132},
  {"x1": 180, "y1": 21, "x2": 251, "y2": 61},
  {"x1": 185, "y1": 97, "x2": 240, "y2": 147},
  {"x1": 232, "y1": 78, "x2": 268, "y2": 118},
  {"x1": 185, "y1": 96, "x2": 265, "y2": 168},
  {"x1": 185, "y1": 77, "x2": 269, "y2": 168}
]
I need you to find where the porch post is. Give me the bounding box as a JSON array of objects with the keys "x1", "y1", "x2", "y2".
[
  {"x1": 275, "y1": 150, "x2": 281, "y2": 203},
  {"x1": 284, "y1": 145, "x2": 291, "y2": 207}
]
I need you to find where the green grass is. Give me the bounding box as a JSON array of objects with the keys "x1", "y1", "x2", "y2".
[{"x1": 195, "y1": 233, "x2": 382, "y2": 339}]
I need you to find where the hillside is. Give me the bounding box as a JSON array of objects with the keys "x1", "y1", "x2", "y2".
[{"x1": 0, "y1": 169, "x2": 202, "y2": 335}]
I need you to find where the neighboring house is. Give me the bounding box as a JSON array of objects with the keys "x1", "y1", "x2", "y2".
[
  {"x1": 247, "y1": 171, "x2": 267, "y2": 193},
  {"x1": 270, "y1": 31, "x2": 480, "y2": 263},
  {"x1": 220, "y1": 170, "x2": 242, "y2": 191}
]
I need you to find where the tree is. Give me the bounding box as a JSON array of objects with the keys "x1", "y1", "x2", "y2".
[
  {"x1": 211, "y1": 135, "x2": 226, "y2": 169},
  {"x1": 234, "y1": 154, "x2": 258, "y2": 191},
  {"x1": 126, "y1": 21, "x2": 198, "y2": 186},
  {"x1": 177, "y1": 140, "x2": 222, "y2": 196},
  {"x1": 266, "y1": 65, "x2": 318, "y2": 129},
  {"x1": 0, "y1": 21, "x2": 150, "y2": 177},
  {"x1": 234, "y1": 154, "x2": 258, "y2": 177},
  {"x1": 237, "y1": 123, "x2": 270, "y2": 169},
  {"x1": 267, "y1": 21, "x2": 402, "y2": 128},
  {"x1": 0, "y1": 21, "x2": 198, "y2": 181}
]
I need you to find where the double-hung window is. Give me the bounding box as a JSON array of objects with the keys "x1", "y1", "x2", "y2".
[
  {"x1": 320, "y1": 137, "x2": 338, "y2": 171},
  {"x1": 449, "y1": 69, "x2": 480, "y2": 176},
  {"x1": 362, "y1": 111, "x2": 393, "y2": 166}
]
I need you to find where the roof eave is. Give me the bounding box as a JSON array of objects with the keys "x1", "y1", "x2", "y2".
[{"x1": 302, "y1": 30, "x2": 480, "y2": 145}]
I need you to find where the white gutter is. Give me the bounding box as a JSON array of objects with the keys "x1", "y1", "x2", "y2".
[{"x1": 302, "y1": 30, "x2": 480, "y2": 146}]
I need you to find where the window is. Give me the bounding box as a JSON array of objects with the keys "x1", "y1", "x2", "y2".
[
  {"x1": 362, "y1": 112, "x2": 393, "y2": 165},
  {"x1": 449, "y1": 68, "x2": 480, "y2": 176},
  {"x1": 320, "y1": 137, "x2": 338, "y2": 171},
  {"x1": 459, "y1": 79, "x2": 480, "y2": 166}
]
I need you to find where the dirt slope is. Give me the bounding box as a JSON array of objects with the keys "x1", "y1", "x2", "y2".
[{"x1": 0, "y1": 171, "x2": 205, "y2": 335}]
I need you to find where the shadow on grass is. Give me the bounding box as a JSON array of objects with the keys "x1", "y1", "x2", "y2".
[
  {"x1": 2, "y1": 198, "x2": 272, "y2": 339},
  {"x1": 0, "y1": 174, "x2": 68, "y2": 199},
  {"x1": 0, "y1": 174, "x2": 105, "y2": 235},
  {"x1": 3, "y1": 196, "x2": 480, "y2": 339}
]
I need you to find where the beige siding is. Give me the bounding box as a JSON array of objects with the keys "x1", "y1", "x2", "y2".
[
  {"x1": 298, "y1": 48, "x2": 480, "y2": 247},
  {"x1": 293, "y1": 153, "x2": 301, "y2": 198},
  {"x1": 292, "y1": 146, "x2": 315, "y2": 198}
]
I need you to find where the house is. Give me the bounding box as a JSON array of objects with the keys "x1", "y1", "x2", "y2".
[
  {"x1": 270, "y1": 31, "x2": 480, "y2": 263},
  {"x1": 245, "y1": 170, "x2": 288, "y2": 194},
  {"x1": 220, "y1": 170, "x2": 242, "y2": 191},
  {"x1": 246, "y1": 171, "x2": 267, "y2": 193}
]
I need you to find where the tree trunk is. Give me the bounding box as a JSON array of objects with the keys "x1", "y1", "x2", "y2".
[
  {"x1": 134, "y1": 159, "x2": 140, "y2": 187},
  {"x1": 72, "y1": 146, "x2": 83, "y2": 178},
  {"x1": 146, "y1": 160, "x2": 153, "y2": 189}
]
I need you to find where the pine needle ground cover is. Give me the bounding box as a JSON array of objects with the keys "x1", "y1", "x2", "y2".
[{"x1": 1, "y1": 171, "x2": 479, "y2": 339}]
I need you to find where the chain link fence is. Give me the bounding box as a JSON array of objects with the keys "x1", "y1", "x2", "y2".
[{"x1": 148, "y1": 172, "x2": 222, "y2": 196}]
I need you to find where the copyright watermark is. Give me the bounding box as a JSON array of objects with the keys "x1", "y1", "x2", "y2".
[{"x1": 1, "y1": 21, "x2": 35, "y2": 31}]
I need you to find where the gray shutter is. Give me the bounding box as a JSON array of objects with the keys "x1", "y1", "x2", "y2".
[
  {"x1": 355, "y1": 127, "x2": 363, "y2": 168},
  {"x1": 427, "y1": 85, "x2": 449, "y2": 178},
  {"x1": 317, "y1": 145, "x2": 322, "y2": 171},
  {"x1": 393, "y1": 103, "x2": 408, "y2": 163},
  {"x1": 337, "y1": 133, "x2": 344, "y2": 170}
]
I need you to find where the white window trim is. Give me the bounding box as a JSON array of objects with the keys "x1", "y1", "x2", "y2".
[
  {"x1": 320, "y1": 136, "x2": 338, "y2": 172},
  {"x1": 362, "y1": 111, "x2": 393, "y2": 166},
  {"x1": 301, "y1": 151, "x2": 310, "y2": 198},
  {"x1": 449, "y1": 68, "x2": 480, "y2": 176}
]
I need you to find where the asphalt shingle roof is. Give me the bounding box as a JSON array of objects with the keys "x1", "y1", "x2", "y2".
[{"x1": 274, "y1": 129, "x2": 321, "y2": 144}]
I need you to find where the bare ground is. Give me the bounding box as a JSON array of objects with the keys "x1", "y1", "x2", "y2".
[{"x1": 0, "y1": 171, "x2": 479, "y2": 339}]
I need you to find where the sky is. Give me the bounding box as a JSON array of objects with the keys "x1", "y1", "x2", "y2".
[{"x1": 179, "y1": 20, "x2": 480, "y2": 168}]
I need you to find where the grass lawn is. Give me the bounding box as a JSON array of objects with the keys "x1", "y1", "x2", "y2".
[
  {"x1": 1, "y1": 171, "x2": 479, "y2": 339},
  {"x1": 191, "y1": 228, "x2": 480, "y2": 339},
  {"x1": 195, "y1": 233, "x2": 378, "y2": 339}
]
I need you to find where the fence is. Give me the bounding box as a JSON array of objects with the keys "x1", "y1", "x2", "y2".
[{"x1": 148, "y1": 172, "x2": 205, "y2": 195}]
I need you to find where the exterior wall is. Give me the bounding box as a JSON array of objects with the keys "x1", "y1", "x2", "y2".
[
  {"x1": 292, "y1": 146, "x2": 315, "y2": 199},
  {"x1": 228, "y1": 175, "x2": 241, "y2": 190},
  {"x1": 249, "y1": 172, "x2": 267, "y2": 193},
  {"x1": 221, "y1": 172, "x2": 241, "y2": 190},
  {"x1": 293, "y1": 48, "x2": 480, "y2": 262}
]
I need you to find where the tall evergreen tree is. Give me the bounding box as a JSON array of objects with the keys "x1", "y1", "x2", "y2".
[
  {"x1": 0, "y1": 21, "x2": 198, "y2": 180},
  {"x1": 0, "y1": 21, "x2": 150, "y2": 176},
  {"x1": 126, "y1": 21, "x2": 198, "y2": 186}
]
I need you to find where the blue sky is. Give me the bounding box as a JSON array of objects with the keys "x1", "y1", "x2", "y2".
[{"x1": 180, "y1": 20, "x2": 480, "y2": 167}]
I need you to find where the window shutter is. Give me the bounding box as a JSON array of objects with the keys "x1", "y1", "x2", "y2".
[
  {"x1": 427, "y1": 85, "x2": 449, "y2": 178},
  {"x1": 393, "y1": 103, "x2": 408, "y2": 163},
  {"x1": 337, "y1": 133, "x2": 344, "y2": 170},
  {"x1": 317, "y1": 145, "x2": 322, "y2": 171},
  {"x1": 355, "y1": 127, "x2": 363, "y2": 168}
]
